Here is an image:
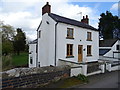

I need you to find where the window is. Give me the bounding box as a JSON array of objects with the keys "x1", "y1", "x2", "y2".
[
  {"x1": 38, "y1": 30, "x2": 41, "y2": 38},
  {"x1": 36, "y1": 44, "x2": 38, "y2": 53},
  {"x1": 30, "y1": 57, "x2": 33, "y2": 64},
  {"x1": 87, "y1": 32, "x2": 92, "y2": 41},
  {"x1": 116, "y1": 45, "x2": 120, "y2": 50},
  {"x1": 87, "y1": 45, "x2": 92, "y2": 56},
  {"x1": 67, "y1": 44, "x2": 73, "y2": 57},
  {"x1": 67, "y1": 28, "x2": 74, "y2": 39}
]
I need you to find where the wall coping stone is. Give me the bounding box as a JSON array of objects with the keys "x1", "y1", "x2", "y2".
[{"x1": 2, "y1": 65, "x2": 71, "y2": 78}]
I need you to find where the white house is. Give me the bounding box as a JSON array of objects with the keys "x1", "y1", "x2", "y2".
[
  {"x1": 29, "y1": 39, "x2": 37, "y2": 67},
  {"x1": 29, "y1": 2, "x2": 99, "y2": 68},
  {"x1": 99, "y1": 39, "x2": 120, "y2": 59}
]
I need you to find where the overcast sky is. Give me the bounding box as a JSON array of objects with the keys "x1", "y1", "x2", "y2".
[{"x1": 0, "y1": 0, "x2": 119, "y2": 41}]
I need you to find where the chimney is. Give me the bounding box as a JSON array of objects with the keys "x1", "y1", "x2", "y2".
[
  {"x1": 81, "y1": 15, "x2": 89, "y2": 24},
  {"x1": 42, "y1": 2, "x2": 51, "y2": 15}
]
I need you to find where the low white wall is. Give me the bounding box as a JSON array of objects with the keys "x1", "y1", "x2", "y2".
[
  {"x1": 58, "y1": 59, "x2": 86, "y2": 76},
  {"x1": 106, "y1": 62, "x2": 120, "y2": 72},
  {"x1": 106, "y1": 63, "x2": 111, "y2": 72},
  {"x1": 71, "y1": 67, "x2": 82, "y2": 77},
  {"x1": 58, "y1": 59, "x2": 104, "y2": 76},
  {"x1": 111, "y1": 65, "x2": 120, "y2": 71},
  {"x1": 87, "y1": 70, "x2": 102, "y2": 76},
  {"x1": 58, "y1": 59, "x2": 82, "y2": 67}
]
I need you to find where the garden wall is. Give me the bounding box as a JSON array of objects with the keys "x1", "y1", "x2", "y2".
[{"x1": 1, "y1": 65, "x2": 70, "y2": 89}]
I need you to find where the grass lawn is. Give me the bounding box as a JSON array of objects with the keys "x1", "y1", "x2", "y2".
[
  {"x1": 12, "y1": 52, "x2": 28, "y2": 66},
  {"x1": 2, "y1": 52, "x2": 28, "y2": 71}
]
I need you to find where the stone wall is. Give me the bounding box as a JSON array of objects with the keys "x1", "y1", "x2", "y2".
[{"x1": 1, "y1": 65, "x2": 70, "y2": 89}]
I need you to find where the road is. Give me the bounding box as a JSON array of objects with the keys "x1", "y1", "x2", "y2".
[{"x1": 73, "y1": 70, "x2": 119, "y2": 88}]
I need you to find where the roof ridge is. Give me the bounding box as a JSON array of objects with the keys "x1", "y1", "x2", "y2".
[
  {"x1": 48, "y1": 13, "x2": 98, "y2": 31},
  {"x1": 50, "y1": 13, "x2": 82, "y2": 23}
]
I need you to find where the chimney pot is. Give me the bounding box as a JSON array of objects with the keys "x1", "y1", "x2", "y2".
[
  {"x1": 81, "y1": 15, "x2": 89, "y2": 24},
  {"x1": 83, "y1": 16, "x2": 85, "y2": 19},
  {"x1": 86, "y1": 15, "x2": 88, "y2": 19},
  {"x1": 46, "y1": 2, "x2": 49, "y2": 5}
]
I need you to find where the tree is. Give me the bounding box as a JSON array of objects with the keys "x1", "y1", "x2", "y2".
[
  {"x1": 98, "y1": 11, "x2": 120, "y2": 39},
  {"x1": 1, "y1": 23, "x2": 15, "y2": 55},
  {"x1": 13, "y1": 28, "x2": 26, "y2": 55}
]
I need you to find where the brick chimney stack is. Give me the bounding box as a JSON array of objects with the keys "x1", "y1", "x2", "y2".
[
  {"x1": 42, "y1": 2, "x2": 51, "y2": 15},
  {"x1": 81, "y1": 15, "x2": 89, "y2": 24}
]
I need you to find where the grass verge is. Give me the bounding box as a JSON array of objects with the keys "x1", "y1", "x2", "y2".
[{"x1": 42, "y1": 76, "x2": 88, "y2": 88}]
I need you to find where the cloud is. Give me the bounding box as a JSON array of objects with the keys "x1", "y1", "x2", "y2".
[
  {"x1": 0, "y1": 0, "x2": 100, "y2": 40},
  {"x1": 110, "y1": 3, "x2": 118, "y2": 11}
]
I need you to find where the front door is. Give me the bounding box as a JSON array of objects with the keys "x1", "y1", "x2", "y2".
[{"x1": 78, "y1": 45, "x2": 83, "y2": 62}]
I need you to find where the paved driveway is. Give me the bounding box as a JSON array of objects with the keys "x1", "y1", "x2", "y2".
[{"x1": 72, "y1": 70, "x2": 119, "y2": 88}]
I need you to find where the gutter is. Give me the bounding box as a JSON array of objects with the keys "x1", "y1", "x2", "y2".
[{"x1": 55, "y1": 22, "x2": 58, "y2": 66}]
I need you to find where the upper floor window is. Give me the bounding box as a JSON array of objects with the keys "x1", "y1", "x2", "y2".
[
  {"x1": 67, "y1": 44, "x2": 73, "y2": 57},
  {"x1": 38, "y1": 30, "x2": 41, "y2": 38},
  {"x1": 87, "y1": 32, "x2": 92, "y2": 41},
  {"x1": 116, "y1": 45, "x2": 120, "y2": 50},
  {"x1": 87, "y1": 45, "x2": 92, "y2": 56},
  {"x1": 67, "y1": 28, "x2": 74, "y2": 39}
]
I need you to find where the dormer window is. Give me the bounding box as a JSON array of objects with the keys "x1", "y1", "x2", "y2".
[
  {"x1": 66, "y1": 28, "x2": 74, "y2": 39},
  {"x1": 87, "y1": 32, "x2": 92, "y2": 41}
]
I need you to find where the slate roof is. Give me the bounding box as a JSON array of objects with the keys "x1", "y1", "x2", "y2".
[
  {"x1": 99, "y1": 49, "x2": 111, "y2": 55},
  {"x1": 48, "y1": 13, "x2": 98, "y2": 31},
  {"x1": 29, "y1": 39, "x2": 37, "y2": 44},
  {"x1": 99, "y1": 39, "x2": 118, "y2": 47}
]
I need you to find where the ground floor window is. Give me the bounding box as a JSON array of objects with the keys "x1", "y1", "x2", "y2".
[
  {"x1": 30, "y1": 57, "x2": 33, "y2": 64},
  {"x1": 67, "y1": 44, "x2": 73, "y2": 57},
  {"x1": 87, "y1": 45, "x2": 92, "y2": 56}
]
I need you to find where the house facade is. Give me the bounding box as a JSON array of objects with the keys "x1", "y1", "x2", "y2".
[
  {"x1": 29, "y1": 39, "x2": 37, "y2": 67},
  {"x1": 99, "y1": 39, "x2": 120, "y2": 59},
  {"x1": 29, "y1": 2, "x2": 99, "y2": 67}
]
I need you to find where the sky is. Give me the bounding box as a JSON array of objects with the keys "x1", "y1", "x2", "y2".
[{"x1": 0, "y1": 0, "x2": 119, "y2": 41}]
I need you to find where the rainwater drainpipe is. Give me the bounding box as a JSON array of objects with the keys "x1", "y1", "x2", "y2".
[
  {"x1": 36, "y1": 36, "x2": 38, "y2": 67},
  {"x1": 55, "y1": 22, "x2": 58, "y2": 66}
]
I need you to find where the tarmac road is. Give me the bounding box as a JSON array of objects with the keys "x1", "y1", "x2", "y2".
[{"x1": 73, "y1": 70, "x2": 119, "y2": 88}]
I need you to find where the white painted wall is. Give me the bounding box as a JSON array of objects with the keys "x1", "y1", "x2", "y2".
[
  {"x1": 37, "y1": 13, "x2": 56, "y2": 67},
  {"x1": 111, "y1": 65, "x2": 120, "y2": 71},
  {"x1": 71, "y1": 68, "x2": 82, "y2": 77},
  {"x1": 104, "y1": 40, "x2": 120, "y2": 58},
  {"x1": 29, "y1": 43, "x2": 36, "y2": 67},
  {"x1": 37, "y1": 13, "x2": 99, "y2": 67},
  {"x1": 56, "y1": 23, "x2": 99, "y2": 65}
]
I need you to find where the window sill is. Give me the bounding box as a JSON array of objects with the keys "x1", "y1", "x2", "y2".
[
  {"x1": 66, "y1": 37, "x2": 74, "y2": 39},
  {"x1": 66, "y1": 56, "x2": 74, "y2": 58},
  {"x1": 87, "y1": 55, "x2": 92, "y2": 57},
  {"x1": 86, "y1": 39, "x2": 92, "y2": 41}
]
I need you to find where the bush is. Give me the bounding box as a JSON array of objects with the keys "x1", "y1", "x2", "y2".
[
  {"x1": 76, "y1": 74, "x2": 89, "y2": 83},
  {"x1": 2, "y1": 55, "x2": 13, "y2": 71}
]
